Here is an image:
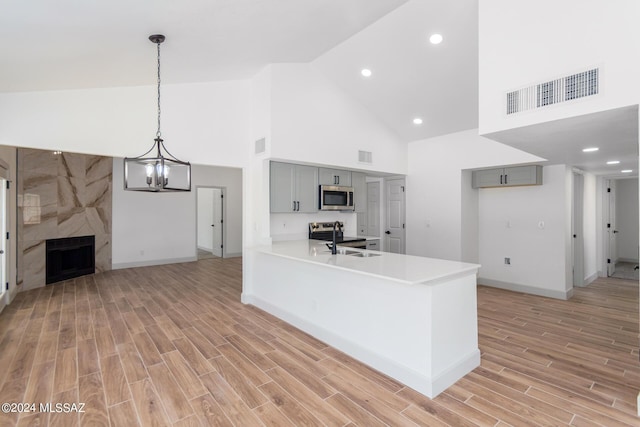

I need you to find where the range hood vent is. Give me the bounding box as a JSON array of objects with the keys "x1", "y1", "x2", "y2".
[{"x1": 506, "y1": 68, "x2": 599, "y2": 115}]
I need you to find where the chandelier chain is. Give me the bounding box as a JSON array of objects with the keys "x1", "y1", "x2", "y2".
[{"x1": 156, "y1": 41, "x2": 161, "y2": 138}]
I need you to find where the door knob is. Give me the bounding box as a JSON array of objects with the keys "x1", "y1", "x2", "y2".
[
  {"x1": 385, "y1": 231, "x2": 391, "y2": 234},
  {"x1": 211, "y1": 224, "x2": 215, "y2": 227}
]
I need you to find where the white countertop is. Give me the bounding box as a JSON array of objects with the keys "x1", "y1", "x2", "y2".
[
  {"x1": 358, "y1": 235, "x2": 381, "y2": 240},
  {"x1": 254, "y1": 240, "x2": 479, "y2": 285}
]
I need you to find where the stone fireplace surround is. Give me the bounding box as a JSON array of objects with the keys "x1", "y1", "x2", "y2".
[{"x1": 18, "y1": 148, "x2": 112, "y2": 290}]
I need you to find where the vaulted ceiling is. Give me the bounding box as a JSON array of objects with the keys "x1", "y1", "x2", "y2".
[
  {"x1": 0, "y1": 0, "x2": 409, "y2": 91},
  {"x1": 0, "y1": 0, "x2": 477, "y2": 142},
  {"x1": 1, "y1": 0, "x2": 636, "y2": 176}
]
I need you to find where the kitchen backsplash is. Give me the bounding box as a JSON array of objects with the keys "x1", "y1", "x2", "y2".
[{"x1": 270, "y1": 212, "x2": 357, "y2": 241}]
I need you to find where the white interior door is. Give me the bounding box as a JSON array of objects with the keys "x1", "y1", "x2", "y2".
[
  {"x1": 385, "y1": 178, "x2": 405, "y2": 254},
  {"x1": 608, "y1": 181, "x2": 617, "y2": 276},
  {"x1": 211, "y1": 188, "x2": 223, "y2": 257},
  {"x1": 197, "y1": 188, "x2": 214, "y2": 253},
  {"x1": 572, "y1": 173, "x2": 584, "y2": 287},
  {"x1": 366, "y1": 181, "x2": 380, "y2": 237}
]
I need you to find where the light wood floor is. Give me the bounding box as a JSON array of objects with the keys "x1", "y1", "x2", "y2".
[{"x1": 0, "y1": 258, "x2": 638, "y2": 426}]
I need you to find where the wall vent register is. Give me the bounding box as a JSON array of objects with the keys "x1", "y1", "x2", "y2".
[{"x1": 506, "y1": 68, "x2": 599, "y2": 115}]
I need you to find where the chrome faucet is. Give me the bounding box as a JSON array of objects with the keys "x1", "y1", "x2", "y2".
[{"x1": 331, "y1": 221, "x2": 340, "y2": 255}]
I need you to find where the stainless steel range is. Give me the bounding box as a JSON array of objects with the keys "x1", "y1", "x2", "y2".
[{"x1": 308, "y1": 222, "x2": 367, "y2": 249}]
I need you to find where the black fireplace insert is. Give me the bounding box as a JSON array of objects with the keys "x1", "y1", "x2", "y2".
[{"x1": 46, "y1": 235, "x2": 95, "y2": 284}]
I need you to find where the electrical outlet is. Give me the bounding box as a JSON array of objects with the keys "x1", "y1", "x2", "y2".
[{"x1": 504, "y1": 257, "x2": 511, "y2": 265}]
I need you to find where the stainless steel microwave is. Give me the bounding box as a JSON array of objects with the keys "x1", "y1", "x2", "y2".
[{"x1": 319, "y1": 185, "x2": 354, "y2": 211}]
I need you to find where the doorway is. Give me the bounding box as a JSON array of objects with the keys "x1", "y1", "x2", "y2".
[
  {"x1": 384, "y1": 178, "x2": 406, "y2": 254},
  {"x1": 572, "y1": 172, "x2": 585, "y2": 286},
  {"x1": 605, "y1": 178, "x2": 639, "y2": 280},
  {"x1": 196, "y1": 187, "x2": 225, "y2": 259},
  {"x1": 0, "y1": 176, "x2": 6, "y2": 302}
]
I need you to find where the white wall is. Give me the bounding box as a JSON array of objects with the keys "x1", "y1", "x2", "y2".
[
  {"x1": 478, "y1": 165, "x2": 573, "y2": 299},
  {"x1": 0, "y1": 81, "x2": 252, "y2": 167},
  {"x1": 112, "y1": 160, "x2": 243, "y2": 268},
  {"x1": 460, "y1": 170, "x2": 479, "y2": 263},
  {"x1": 406, "y1": 129, "x2": 543, "y2": 261},
  {"x1": 616, "y1": 178, "x2": 639, "y2": 261},
  {"x1": 269, "y1": 63, "x2": 407, "y2": 175},
  {"x1": 479, "y1": 0, "x2": 640, "y2": 135},
  {"x1": 246, "y1": 67, "x2": 274, "y2": 249}
]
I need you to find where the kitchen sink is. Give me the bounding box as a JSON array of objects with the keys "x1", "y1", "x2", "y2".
[
  {"x1": 324, "y1": 248, "x2": 360, "y2": 255},
  {"x1": 349, "y1": 252, "x2": 381, "y2": 258}
]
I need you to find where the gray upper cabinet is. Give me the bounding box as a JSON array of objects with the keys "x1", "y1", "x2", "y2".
[
  {"x1": 351, "y1": 172, "x2": 367, "y2": 213},
  {"x1": 270, "y1": 162, "x2": 318, "y2": 213},
  {"x1": 472, "y1": 165, "x2": 542, "y2": 188},
  {"x1": 319, "y1": 168, "x2": 351, "y2": 186}
]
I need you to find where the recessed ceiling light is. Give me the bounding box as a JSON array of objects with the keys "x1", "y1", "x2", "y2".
[
  {"x1": 582, "y1": 147, "x2": 599, "y2": 152},
  {"x1": 429, "y1": 34, "x2": 443, "y2": 45},
  {"x1": 621, "y1": 169, "x2": 633, "y2": 173},
  {"x1": 413, "y1": 118, "x2": 423, "y2": 125},
  {"x1": 606, "y1": 160, "x2": 620, "y2": 165},
  {"x1": 361, "y1": 68, "x2": 372, "y2": 77}
]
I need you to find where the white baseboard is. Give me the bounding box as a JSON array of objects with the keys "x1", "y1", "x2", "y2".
[
  {"x1": 478, "y1": 278, "x2": 574, "y2": 300},
  {"x1": 617, "y1": 257, "x2": 639, "y2": 264},
  {"x1": 241, "y1": 292, "x2": 478, "y2": 398},
  {"x1": 583, "y1": 272, "x2": 598, "y2": 287},
  {"x1": 113, "y1": 256, "x2": 198, "y2": 270}
]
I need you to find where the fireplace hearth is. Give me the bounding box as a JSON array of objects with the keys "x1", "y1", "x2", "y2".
[{"x1": 46, "y1": 236, "x2": 95, "y2": 284}]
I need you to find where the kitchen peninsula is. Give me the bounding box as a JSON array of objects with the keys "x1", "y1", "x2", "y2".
[{"x1": 242, "y1": 240, "x2": 481, "y2": 398}]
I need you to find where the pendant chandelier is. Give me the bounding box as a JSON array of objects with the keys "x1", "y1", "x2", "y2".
[{"x1": 124, "y1": 34, "x2": 191, "y2": 192}]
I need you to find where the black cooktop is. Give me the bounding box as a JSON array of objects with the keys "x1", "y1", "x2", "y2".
[
  {"x1": 308, "y1": 221, "x2": 366, "y2": 243},
  {"x1": 309, "y1": 235, "x2": 365, "y2": 244}
]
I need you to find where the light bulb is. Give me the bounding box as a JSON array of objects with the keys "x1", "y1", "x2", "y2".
[{"x1": 429, "y1": 34, "x2": 443, "y2": 45}]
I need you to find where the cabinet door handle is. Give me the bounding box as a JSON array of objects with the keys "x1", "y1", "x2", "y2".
[
  {"x1": 293, "y1": 201, "x2": 296, "y2": 211},
  {"x1": 504, "y1": 174, "x2": 508, "y2": 184},
  {"x1": 296, "y1": 201, "x2": 300, "y2": 211},
  {"x1": 500, "y1": 174, "x2": 503, "y2": 185},
  {"x1": 337, "y1": 176, "x2": 340, "y2": 185}
]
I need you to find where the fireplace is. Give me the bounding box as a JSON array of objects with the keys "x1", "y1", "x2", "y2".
[{"x1": 46, "y1": 236, "x2": 95, "y2": 284}]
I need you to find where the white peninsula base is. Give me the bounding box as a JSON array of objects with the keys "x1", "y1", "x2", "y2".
[{"x1": 242, "y1": 241, "x2": 481, "y2": 398}]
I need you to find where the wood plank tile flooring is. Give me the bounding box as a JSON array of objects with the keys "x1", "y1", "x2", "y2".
[{"x1": 0, "y1": 257, "x2": 638, "y2": 426}]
